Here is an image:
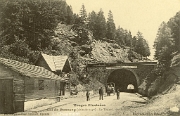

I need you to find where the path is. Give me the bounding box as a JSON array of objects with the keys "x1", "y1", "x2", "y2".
[{"x1": 25, "y1": 92, "x2": 148, "y2": 116}]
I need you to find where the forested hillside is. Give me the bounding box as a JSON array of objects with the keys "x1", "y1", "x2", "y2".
[
  {"x1": 0, "y1": 0, "x2": 150, "y2": 65},
  {"x1": 138, "y1": 11, "x2": 180, "y2": 97},
  {"x1": 154, "y1": 11, "x2": 180, "y2": 69}
]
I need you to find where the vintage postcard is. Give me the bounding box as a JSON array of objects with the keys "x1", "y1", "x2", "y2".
[{"x1": 0, "y1": 0, "x2": 180, "y2": 116}]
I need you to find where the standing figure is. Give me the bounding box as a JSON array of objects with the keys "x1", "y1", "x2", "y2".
[
  {"x1": 112, "y1": 86, "x2": 115, "y2": 95},
  {"x1": 107, "y1": 85, "x2": 110, "y2": 96},
  {"x1": 86, "y1": 90, "x2": 90, "y2": 101},
  {"x1": 99, "y1": 87, "x2": 104, "y2": 100},
  {"x1": 116, "y1": 89, "x2": 120, "y2": 100}
]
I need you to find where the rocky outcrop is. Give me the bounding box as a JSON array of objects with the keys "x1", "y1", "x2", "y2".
[
  {"x1": 91, "y1": 40, "x2": 130, "y2": 63},
  {"x1": 53, "y1": 23, "x2": 142, "y2": 64},
  {"x1": 171, "y1": 53, "x2": 180, "y2": 67}
]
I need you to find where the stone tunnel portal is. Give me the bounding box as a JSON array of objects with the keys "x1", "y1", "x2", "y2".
[{"x1": 107, "y1": 69, "x2": 138, "y2": 92}]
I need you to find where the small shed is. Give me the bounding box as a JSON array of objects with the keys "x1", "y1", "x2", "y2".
[
  {"x1": 0, "y1": 57, "x2": 64, "y2": 114},
  {"x1": 35, "y1": 53, "x2": 71, "y2": 75},
  {"x1": 35, "y1": 53, "x2": 72, "y2": 96}
]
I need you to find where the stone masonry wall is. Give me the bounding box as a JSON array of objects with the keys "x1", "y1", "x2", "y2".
[{"x1": 87, "y1": 64, "x2": 156, "y2": 88}]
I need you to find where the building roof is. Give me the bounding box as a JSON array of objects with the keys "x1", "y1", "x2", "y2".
[
  {"x1": 41, "y1": 53, "x2": 69, "y2": 72},
  {"x1": 0, "y1": 57, "x2": 64, "y2": 80}
]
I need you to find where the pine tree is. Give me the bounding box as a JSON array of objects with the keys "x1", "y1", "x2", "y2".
[
  {"x1": 132, "y1": 36, "x2": 137, "y2": 50},
  {"x1": 96, "y1": 9, "x2": 107, "y2": 40},
  {"x1": 142, "y1": 39, "x2": 150, "y2": 57},
  {"x1": 135, "y1": 32, "x2": 144, "y2": 57},
  {"x1": 167, "y1": 11, "x2": 180, "y2": 53},
  {"x1": 134, "y1": 32, "x2": 150, "y2": 58},
  {"x1": 87, "y1": 9, "x2": 106, "y2": 40},
  {"x1": 124, "y1": 31, "x2": 132, "y2": 47},
  {"x1": 88, "y1": 11, "x2": 97, "y2": 36},
  {"x1": 115, "y1": 26, "x2": 125, "y2": 45},
  {"x1": 154, "y1": 22, "x2": 175, "y2": 67},
  {"x1": 66, "y1": 5, "x2": 74, "y2": 24},
  {"x1": 106, "y1": 10, "x2": 116, "y2": 41},
  {"x1": 79, "y1": 4, "x2": 87, "y2": 24}
]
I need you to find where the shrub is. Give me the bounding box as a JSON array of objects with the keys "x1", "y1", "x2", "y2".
[
  {"x1": 69, "y1": 72, "x2": 80, "y2": 86},
  {"x1": 9, "y1": 39, "x2": 30, "y2": 58}
]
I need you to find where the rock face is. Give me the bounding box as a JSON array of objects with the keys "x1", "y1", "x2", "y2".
[
  {"x1": 91, "y1": 40, "x2": 130, "y2": 63},
  {"x1": 54, "y1": 23, "x2": 133, "y2": 63},
  {"x1": 171, "y1": 53, "x2": 180, "y2": 67}
]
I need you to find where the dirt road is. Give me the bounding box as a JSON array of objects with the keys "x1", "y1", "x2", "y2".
[
  {"x1": 24, "y1": 92, "x2": 180, "y2": 116},
  {"x1": 34, "y1": 92, "x2": 155, "y2": 116}
]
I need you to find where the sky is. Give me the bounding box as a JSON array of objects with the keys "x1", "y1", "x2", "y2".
[{"x1": 66, "y1": 0, "x2": 180, "y2": 60}]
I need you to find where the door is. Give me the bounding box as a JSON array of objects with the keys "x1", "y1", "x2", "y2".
[
  {"x1": 0, "y1": 79, "x2": 14, "y2": 114},
  {"x1": 55, "y1": 80, "x2": 60, "y2": 96},
  {"x1": 0, "y1": 91, "x2": 5, "y2": 113},
  {"x1": 60, "y1": 82, "x2": 65, "y2": 96}
]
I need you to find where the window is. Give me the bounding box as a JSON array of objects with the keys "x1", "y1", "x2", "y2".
[{"x1": 38, "y1": 80, "x2": 44, "y2": 90}]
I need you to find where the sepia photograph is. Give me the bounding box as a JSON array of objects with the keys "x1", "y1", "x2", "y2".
[{"x1": 0, "y1": 0, "x2": 180, "y2": 116}]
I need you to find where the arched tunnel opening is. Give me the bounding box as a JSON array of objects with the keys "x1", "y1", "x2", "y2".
[{"x1": 107, "y1": 69, "x2": 138, "y2": 93}]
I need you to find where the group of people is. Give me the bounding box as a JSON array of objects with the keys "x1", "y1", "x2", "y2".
[
  {"x1": 106, "y1": 85, "x2": 115, "y2": 96},
  {"x1": 85, "y1": 87, "x2": 104, "y2": 101},
  {"x1": 86, "y1": 87, "x2": 120, "y2": 101}
]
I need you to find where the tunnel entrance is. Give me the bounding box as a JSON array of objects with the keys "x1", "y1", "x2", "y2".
[{"x1": 107, "y1": 69, "x2": 138, "y2": 93}]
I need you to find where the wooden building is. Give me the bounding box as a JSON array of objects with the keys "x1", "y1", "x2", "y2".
[
  {"x1": 35, "y1": 53, "x2": 71, "y2": 75},
  {"x1": 35, "y1": 53, "x2": 72, "y2": 96},
  {"x1": 0, "y1": 57, "x2": 64, "y2": 114}
]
